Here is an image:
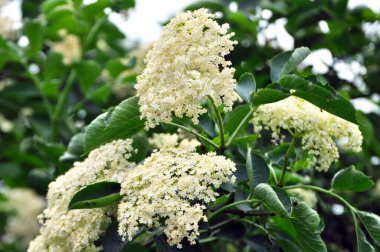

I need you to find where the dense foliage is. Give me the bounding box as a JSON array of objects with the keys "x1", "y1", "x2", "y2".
[{"x1": 0, "y1": 0, "x2": 380, "y2": 251}]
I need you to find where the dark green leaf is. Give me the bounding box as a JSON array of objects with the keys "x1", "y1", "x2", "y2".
[
  {"x1": 273, "y1": 187, "x2": 292, "y2": 214},
  {"x1": 270, "y1": 47, "x2": 310, "y2": 82},
  {"x1": 224, "y1": 105, "x2": 250, "y2": 135},
  {"x1": 60, "y1": 132, "x2": 85, "y2": 162},
  {"x1": 68, "y1": 181, "x2": 122, "y2": 210},
  {"x1": 290, "y1": 201, "x2": 327, "y2": 252},
  {"x1": 331, "y1": 166, "x2": 374, "y2": 192},
  {"x1": 254, "y1": 183, "x2": 289, "y2": 217},
  {"x1": 236, "y1": 73, "x2": 256, "y2": 103},
  {"x1": 251, "y1": 88, "x2": 290, "y2": 106},
  {"x1": 84, "y1": 96, "x2": 145, "y2": 152},
  {"x1": 251, "y1": 153, "x2": 270, "y2": 189},
  {"x1": 357, "y1": 211, "x2": 380, "y2": 245},
  {"x1": 356, "y1": 226, "x2": 375, "y2": 252},
  {"x1": 279, "y1": 74, "x2": 357, "y2": 124}
]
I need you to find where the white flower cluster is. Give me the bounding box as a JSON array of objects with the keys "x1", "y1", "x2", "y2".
[
  {"x1": 136, "y1": 8, "x2": 237, "y2": 128},
  {"x1": 50, "y1": 30, "x2": 81, "y2": 65},
  {"x1": 252, "y1": 96, "x2": 363, "y2": 172},
  {"x1": 149, "y1": 132, "x2": 201, "y2": 151},
  {"x1": 28, "y1": 139, "x2": 135, "y2": 252},
  {"x1": 117, "y1": 147, "x2": 236, "y2": 248},
  {"x1": 288, "y1": 188, "x2": 317, "y2": 208},
  {"x1": 0, "y1": 0, "x2": 17, "y2": 38},
  {"x1": 2, "y1": 188, "x2": 45, "y2": 248}
]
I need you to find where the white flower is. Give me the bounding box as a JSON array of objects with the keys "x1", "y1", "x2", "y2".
[
  {"x1": 2, "y1": 188, "x2": 45, "y2": 249},
  {"x1": 28, "y1": 139, "x2": 135, "y2": 252},
  {"x1": 252, "y1": 96, "x2": 363, "y2": 172},
  {"x1": 149, "y1": 132, "x2": 201, "y2": 151},
  {"x1": 117, "y1": 147, "x2": 236, "y2": 248},
  {"x1": 136, "y1": 8, "x2": 237, "y2": 128},
  {"x1": 50, "y1": 31, "x2": 81, "y2": 65}
]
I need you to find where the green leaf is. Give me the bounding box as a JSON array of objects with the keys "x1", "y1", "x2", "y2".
[
  {"x1": 76, "y1": 61, "x2": 101, "y2": 93},
  {"x1": 68, "y1": 181, "x2": 122, "y2": 210},
  {"x1": 246, "y1": 146, "x2": 254, "y2": 196},
  {"x1": 331, "y1": 166, "x2": 374, "y2": 192},
  {"x1": 251, "y1": 153, "x2": 270, "y2": 189},
  {"x1": 356, "y1": 226, "x2": 375, "y2": 252},
  {"x1": 254, "y1": 183, "x2": 289, "y2": 217},
  {"x1": 251, "y1": 88, "x2": 290, "y2": 106},
  {"x1": 236, "y1": 73, "x2": 256, "y2": 103},
  {"x1": 273, "y1": 187, "x2": 292, "y2": 214},
  {"x1": 270, "y1": 47, "x2": 310, "y2": 82},
  {"x1": 290, "y1": 201, "x2": 327, "y2": 252},
  {"x1": 24, "y1": 19, "x2": 43, "y2": 58},
  {"x1": 357, "y1": 211, "x2": 380, "y2": 245},
  {"x1": 224, "y1": 105, "x2": 250, "y2": 135},
  {"x1": 84, "y1": 96, "x2": 145, "y2": 152},
  {"x1": 59, "y1": 132, "x2": 85, "y2": 162},
  {"x1": 279, "y1": 74, "x2": 357, "y2": 124}
]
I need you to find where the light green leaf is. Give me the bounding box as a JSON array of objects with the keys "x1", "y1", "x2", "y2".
[
  {"x1": 84, "y1": 96, "x2": 145, "y2": 152},
  {"x1": 358, "y1": 211, "x2": 380, "y2": 245},
  {"x1": 236, "y1": 73, "x2": 256, "y2": 103},
  {"x1": 270, "y1": 47, "x2": 310, "y2": 82},
  {"x1": 246, "y1": 146, "x2": 254, "y2": 196},
  {"x1": 68, "y1": 181, "x2": 122, "y2": 210},
  {"x1": 254, "y1": 183, "x2": 289, "y2": 217},
  {"x1": 279, "y1": 74, "x2": 357, "y2": 124},
  {"x1": 291, "y1": 201, "x2": 327, "y2": 252},
  {"x1": 59, "y1": 132, "x2": 84, "y2": 162},
  {"x1": 24, "y1": 19, "x2": 43, "y2": 58},
  {"x1": 331, "y1": 166, "x2": 374, "y2": 192},
  {"x1": 76, "y1": 61, "x2": 101, "y2": 93}
]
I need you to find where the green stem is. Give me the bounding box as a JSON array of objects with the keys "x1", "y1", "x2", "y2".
[
  {"x1": 165, "y1": 122, "x2": 219, "y2": 149},
  {"x1": 51, "y1": 70, "x2": 76, "y2": 141},
  {"x1": 225, "y1": 107, "x2": 254, "y2": 147},
  {"x1": 207, "y1": 199, "x2": 259, "y2": 220},
  {"x1": 284, "y1": 185, "x2": 356, "y2": 213},
  {"x1": 207, "y1": 95, "x2": 225, "y2": 152},
  {"x1": 199, "y1": 237, "x2": 218, "y2": 244},
  {"x1": 23, "y1": 64, "x2": 53, "y2": 117},
  {"x1": 236, "y1": 219, "x2": 269, "y2": 235},
  {"x1": 278, "y1": 137, "x2": 297, "y2": 187}
]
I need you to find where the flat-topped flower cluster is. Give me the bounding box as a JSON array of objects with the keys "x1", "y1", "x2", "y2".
[
  {"x1": 28, "y1": 139, "x2": 136, "y2": 252},
  {"x1": 252, "y1": 96, "x2": 363, "y2": 171},
  {"x1": 117, "y1": 147, "x2": 236, "y2": 247}
]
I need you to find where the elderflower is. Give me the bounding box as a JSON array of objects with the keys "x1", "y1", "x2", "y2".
[
  {"x1": 252, "y1": 96, "x2": 362, "y2": 172},
  {"x1": 0, "y1": 0, "x2": 18, "y2": 38},
  {"x1": 136, "y1": 8, "x2": 237, "y2": 128},
  {"x1": 118, "y1": 147, "x2": 236, "y2": 248},
  {"x1": 28, "y1": 139, "x2": 135, "y2": 252},
  {"x1": 288, "y1": 188, "x2": 317, "y2": 208},
  {"x1": 1, "y1": 188, "x2": 45, "y2": 249},
  {"x1": 50, "y1": 31, "x2": 81, "y2": 65},
  {"x1": 149, "y1": 132, "x2": 201, "y2": 151}
]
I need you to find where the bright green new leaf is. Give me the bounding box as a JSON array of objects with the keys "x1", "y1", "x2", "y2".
[
  {"x1": 358, "y1": 211, "x2": 380, "y2": 245},
  {"x1": 236, "y1": 73, "x2": 256, "y2": 103},
  {"x1": 270, "y1": 47, "x2": 310, "y2": 82},
  {"x1": 246, "y1": 146, "x2": 254, "y2": 196},
  {"x1": 331, "y1": 166, "x2": 374, "y2": 192},
  {"x1": 68, "y1": 181, "x2": 122, "y2": 210}
]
